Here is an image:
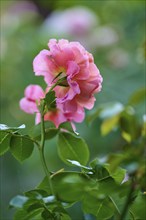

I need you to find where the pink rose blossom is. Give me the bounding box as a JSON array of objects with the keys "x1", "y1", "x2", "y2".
[
  {"x1": 33, "y1": 39, "x2": 102, "y2": 123},
  {"x1": 20, "y1": 39, "x2": 102, "y2": 127},
  {"x1": 20, "y1": 85, "x2": 44, "y2": 114}
]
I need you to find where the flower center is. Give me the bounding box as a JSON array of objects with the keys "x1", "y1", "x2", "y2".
[{"x1": 52, "y1": 72, "x2": 69, "y2": 87}]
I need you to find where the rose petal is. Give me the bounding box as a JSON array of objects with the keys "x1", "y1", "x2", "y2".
[
  {"x1": 20, "y1": 98, "x2": 38, "y2": 114},
  {"x1": 25, "y1": 85, "x2": 44, "y2": 100}
]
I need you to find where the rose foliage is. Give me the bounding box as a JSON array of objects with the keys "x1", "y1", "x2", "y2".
[{"x1": 0, "y1": 39, "x2": 145, "y2": 220}]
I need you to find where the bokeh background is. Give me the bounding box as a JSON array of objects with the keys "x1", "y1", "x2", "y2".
[{"x1": 0, "y1": 0, "x2": 145, "y2": 219}]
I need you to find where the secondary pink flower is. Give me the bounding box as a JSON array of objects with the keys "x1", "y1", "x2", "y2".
[
  {"x1": 20, "y1": 85, "x2": 44, "y2": 114},
  {"x1": 33, "y1": 39, "x2": 103, "y2": 123},
  {"x1": 20, "y1": 84, "x2": 66, "y2": 127}
]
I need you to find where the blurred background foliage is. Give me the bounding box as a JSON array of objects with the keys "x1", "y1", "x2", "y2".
[{"x1": 0, "y1": 0, "x2": 145, "y2": 219}]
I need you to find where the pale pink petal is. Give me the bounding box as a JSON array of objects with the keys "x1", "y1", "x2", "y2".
[
  {"x1": 58, "y1": 39, "x2": 69, "y2": 48},
  {"x1": 88, "y1": 63, "x2": 103, "y2": 93},
  {"x1": 20, "y1": 85, "x2": 45, "y2": 115},
  {"x1": 52, "y1": 47, "x2": 75, "y2": 68},
  {"x1": 89, "y1": 63, "x2": 103, "y2": 82},
  {"x1": 67, "y1": 61, "x2": 80, "y2": 78},
  {"x1": 62, "y1": 100, "x2": 85, "y2": 123},
  {"x1": 62, "y1": 99, "x2": 78, "y2": 113},
  {"x1": 35, "y1": 113, "x2": 41, "y2": 124},
  {"x1": 44, "y1": 110, "x2": 66, "y2": 128},
  {"x1": 20, "y1": 98, "x2": 38, "y2": 114},
  {"x1": 78, "y1": 78, "x2": 99, "y2": 96},
  {"x1": 48, "y1": 39, "x2": 58, "y2": 51},
  {"x1": 72, "y1": 107, "x2": 85, "y2": 122},
  {"x1": 70, "y1": 45, "x2": 89, "y2": 69},
  {"x1": 74, "y1": 67, "x2": 89, "y2": 80},
  {"x1": 48, "y1": 39, "x2": 75, "y2": 68},
  {"x1": 54, "y1": 86, "x2": 69, "y2": 100},
  {"x1": 25, "y1": 85, "x2": 44, "y2": 100},
  {"x1": 33, "y1": 49, "x2": 59, "y2": 85},
  {"x1": 76, "y1": 95, "x2": 96, "y2": 110},
  {"x1": 56, "y1": 79, "x2": 80, "y2": 103}
]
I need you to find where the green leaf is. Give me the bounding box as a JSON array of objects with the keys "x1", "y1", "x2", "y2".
[
  {"x1": 107, "y1": 154, "x2": 125, "y2": 170},
  {"x1": 0, "y1": 124, "x2": 25, "y2": 131},
  {"x1": 41, "y1": 209, "x2": 54, "y2": 219},
  {"x1": 10, "y1": 135, "x2": 34, "y2": 162},
  {"x1": 45, "y1": 128, "x2": 58, "y2": 140},
  {"x1": 59, "y1": 122, "x2": 74, "y2": 133},
  {"x1": 52, "y1": 207, "x2": 72, "y2": 220},
  {"x1": 130, "y1": 193, "x2": 146, "y2": 219},
  {"x1": 29, "y1": 122, "x2": 57, "y2": 141},
  {"x1": 24, "y1": 189, "x2": 48, "y2": 199},
  {"x1": 103, "y1": 164, "x2": 126, "y2": 184},
  {"x1": 14, "y1": 209, "x2": 27, "y2": 220},
  {"x1": 9, "y1": 195, "x2": 28, "y2": 208},
  {"x1": 101, "y1": 115, "x2": 120, "y2": 136},
  {"x1": 44, "y1": 90, "x2": 56, "y2": 110},
  {"x1": 58, "y1": 132, "x2": 89, "y2": 166},
  {"x1": 90, "y1": 158, "x2": 126, "y2": 184},
  {"x1": 0, "y1": 131, "x2": 11, "y2": 155},
  {"x1": 128, "y1": 88, "x2": 146, "y2": 106},
  {"x1": 14, "y1": 208, "x2": 44, "y2": 220},
  {"x1": 38, "y1": 172, "x2": 92, "y2": 202},
  {"x1": 90, "y1": 159, "x2": 111, "y2": 180},
  {"x1": 120, "y1": 108, "x2": 141, "y2": 142},
  {"x1": 82, "y1": 196, "x2": 114, "y2": 219}
]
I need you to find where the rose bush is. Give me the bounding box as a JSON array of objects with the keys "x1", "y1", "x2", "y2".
[{"x1": 1, "y1": 39, "x2": 145, "y2": 220}]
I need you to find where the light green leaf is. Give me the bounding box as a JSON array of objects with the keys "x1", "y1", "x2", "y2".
[
  {"x1": 104, "y1": 164, "x2": 126, "y2": 184},
  {"x1": 38, "y1": 172, "x2": 92, "y2": 202},
  {"x1": 58, "y1": 132, "x2": 89, "y2": 166},
  {"x1": 82, "y1": 196, "x2": 114, "y2": 219},
  {"x1": 128, "y1": 88, "x2": 146, "y2": 106},
  {"x1": 0, "y1": 124, "x2": 25, "y2": 131},
  {"x1": 130, "y1": 193, "x2": 146, "y2": 219},
  {"x1": 101, "y1": 115, "x2": 120, "y2": 136},
  {"x1": 120, "y1": 108, "x2": 141, "y2": 141},
  {"x1": 14, "y1": 209, "x2": 27, "y2": 220},
  {"x1": 14, "y1": 208, "x2": 44, "y2": 220},
  {"x1": 59, "y1": 122, "x2": 74, "y2": 133},
  {"x1": 24, "y1": 189, "x2": 48, "y2": 198},
  {"x1": 24, "y1": 208, "x2": 44, "y2": 220},
  {"x1": 29, "y1": 122, "x2": 57, "y2": 141},
  {"x1": 53, "y1": 207, "x2": 72, "y2": 220},
  {"x1": 10, "y1": 135, "x2": 34, "y2": 162},
  {"x1": 9, "y1": 195, "x2": 28, "y2": 208},
  {"x1": 0, "y1": 131, "x2": 11, "y2": 155}
]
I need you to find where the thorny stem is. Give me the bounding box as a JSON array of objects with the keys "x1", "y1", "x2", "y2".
[
  {"x1": 38, "y1": 77, "x2": 67, "y2": 199},
  {"x1": 38, "y1": 102, "x2": 55, "y2": 197}
]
